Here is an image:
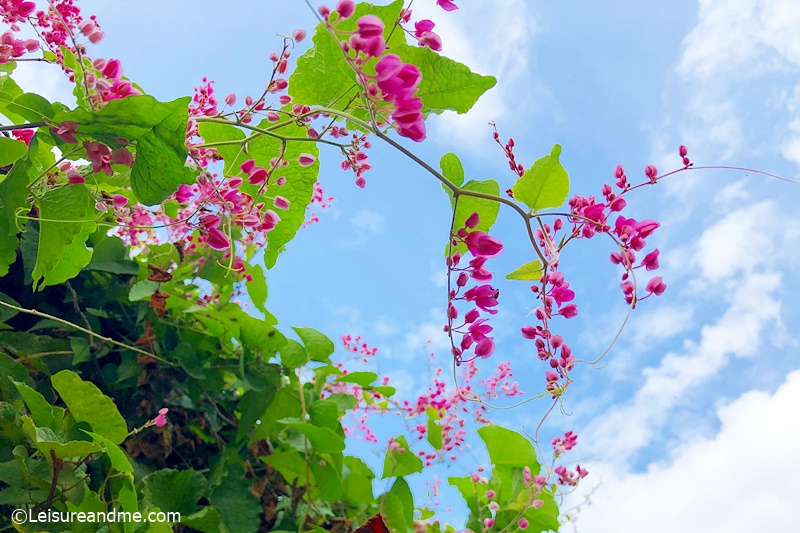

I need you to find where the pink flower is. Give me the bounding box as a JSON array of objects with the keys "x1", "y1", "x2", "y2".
[
  {"x1": 464, "y1": 285, "x2": 500, "y2": 314},
  {"x1": 558, "y1": 304, "x2": 578, "y2": 319},
  {"x1": 551, "y1": 283, "x2": 575, "y2": 306},
  {"x1": 521, "y1": 325, "x2": 537, "y2": 339},
  {"x1": 464, "y1": 231, "x2": 503, "y2": 258},
  {"x1": 645, "y1": 276, "x2": 666, "y2": 296},
  {"x1": 67, "y1": 171, "x2": 85, "y2": 184},
  {"x1": 112, "y1": 194, "x2": 128, "y2": 209},
  {"x1": 356, "y1": 14, "x2": 384, "y2": 38},
  {"x1": 84, "y1": 141, "x2": 113, "y2": 176},
  {"x1": 523, "y1": 465, "x2": 532, "y2": 483},
  {"x1": 485, "y1": 490, "x2": 496, "y2": 499},
  {"x1": 375, "y1": 54, "x2": 422, "y2": 101},
  {"x1": 336, "y1": 0, "x2": 355, "y2": 18},
  {"x1": 293, "y1": 29, "x2": 306, "y2": 42},
  {"x1": 102, "y1": 59, "x2": 122, "y2": 81},
  {"x1": 175, "y1": 184, "x2": 194, "y2": 204},
  {"x1": 518, "y1": 518, "x2": 529, "y2": 530},
  {"x1": 642, "y1": 248, "x2": 659, "y2": 270},
  {"x1": 483, "y1": 518, "x2": 495, "y2": 528},
  {"x1": 154, "y1": 408, "x2": 168, "y2": 427},
  {"x1": 475, "y1": 338, "x2": 495, "y2": 358},
  {"x1": 488, "y1": 501, "x2": 500, "y2": 511},
  {"x1": 206, "y1": 228, "x2": 230, "y2": 251},
  {"x1": 437, "y1": 0, "x2": 458, "y2": 11},
  {"x1": 644, "y1": 164, "x2": 658, "y2": 182},
  {"x1": 53, "y1": 121, "x2": 79, "y2": 144},
  {"x1": 298, "y1": 153, "x2": 316, "y2": 166},
  {"x1": 273, "y1": 196, "x2": 290, "y2": 210},
  {"x1": 111, "y1": 147, "x2": 134, "y2": 167}
]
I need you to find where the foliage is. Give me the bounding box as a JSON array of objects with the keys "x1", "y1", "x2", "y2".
[{"x1": 0, "y1": 1, "x2": 714, "y2": 532}]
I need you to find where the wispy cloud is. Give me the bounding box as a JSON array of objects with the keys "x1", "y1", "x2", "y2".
[
  {"x1": 411, "y1": 0, "x2": 540, "y2": 151},
  {"x1": 571, "y1": 370, "x2": 800, "y2": 533}
]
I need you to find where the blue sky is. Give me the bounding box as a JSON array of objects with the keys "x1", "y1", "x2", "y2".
[{"x1": 17, "y1": 0, "x2": 800, "y2": 531}]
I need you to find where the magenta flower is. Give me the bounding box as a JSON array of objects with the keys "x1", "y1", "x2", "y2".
[
  {"x1": 551, "y1": 283, "x2": 575, "y2": 306},
  {"x1": 53, "y1": 121, "x2": 79, "y2": 144},
  {"x1": 175, "y1": 184, "x2": 194, "y2": 205},
  {"x1": 375, "y1": 54, "x2": 422, "y2": 100},
  {"x1": 356, "y1": 14, "x2": 384, "y2": 38},
  {"x1": 273, "y1": 196, "x2": 290, "y2": 210},
  {"x1": 112, "y1": 194, "x2": 128, "y2": 209},
  {"x1": 437, "y1": 0, "x2": 458, "y2": 11},
  {"x1": 298, "y1": 153, "x2": 316, "y2": 166},
  {"x1": 464, "y1": 285, "x2": 499, "y2": 314},
  {"x1": 474, "y1": 338, "x2": 495, "y2": 358},
  {"x1": 154, "y1": 408, "x2": 168, "y2": 427},
  {"x1": 464, "y1": 231, "x2": 503, "y2": 258},
  {"x1": 558, "y1": 304, "x2": 578, "y2": 319},
  {"x1": 646, "y1": 276, "x2": 666, "y2": 296},
  {"x1": 521, "y1": 325, "x2": 537, "y2": 339},
  {"x1": 84, "y1": 141, "x2": 113, "y2": 176},
  {"x1": 518, "y1": 518, "x2": 529, "y2": 530},
  {"x1": 642, "y1": 248, "x2": 659, "y2": 270},
  {"x1": 206, "y1": 228, "x2": 230, "y2": 251},
  {"x1": 111, "y1": 147, "x2": 134, "y2": 167},
  {"x1": 336, "y1": 0, "x2": 355, "y2": 19}
]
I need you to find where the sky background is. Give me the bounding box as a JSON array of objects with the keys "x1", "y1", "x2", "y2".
[{"x1": 16, "y1": 1, "x2": 800, "y2": 531}]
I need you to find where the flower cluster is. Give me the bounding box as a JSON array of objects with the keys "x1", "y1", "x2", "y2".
[{"x1": 446, "y1": 213, "x2": 503, "y2": 361}]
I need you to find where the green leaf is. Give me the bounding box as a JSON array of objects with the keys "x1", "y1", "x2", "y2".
[
  {"x1": 505, "y1": 260, "x2": 544, "y2": 281},
  {"x1": 209, "y1": 466, "x2": 261, "y2": 533},
  {"x1": 53, "y1": 95, "x2": 194, "y2": 204},
  {"x1": 382, "y1": 477, "x2": 414, "y2": 533},
  {"x1": 0, "y1": 134, "x2": 35, "y2": 277},
  {"x1": 285, "y1": 422, "x2": 345, "y2": 454},
  {"x1": 511, "y1": 144, "x2": 570, "y2": 213},
  {"x1": 3, "y1": 92, "x2": 54, "y2": 122},
  {"x1": 289, "y1": 0, "x2": 405, "y2": 111},
  {"x1": 0, "y1": 74, "x2": 25, "y2": 123},
  {"x1": 32, "y1": 184, "x2": 97, "y2": 290},
  {"x1": 21, "y1": 416, "x2": 103, "y2": 460},
  {"x1": 478, "y1": 425, "x2": 540, "y2": 470},
  {"x1": 11, "y1": 379, "x2": 57, "y2": 430},
  {"x1": 245, "y1": 122, "x2": 320, "y2": 269},
  {"x1": 246, "y1": 263, "x2": 268, "y2": 314},
  {"x1": 279, "y1": 338, "x2": 308, "y2": 368},
  {"x1": 262, "y1": 450, "x2": 310, "y2": 485},
  {"x1": 440, "y1": 152, "x2": 464, "y2": 188},
  {"x1": 129, "y1": 279, "x2": 159, "y2": 301},
  {"x1": 84, "y1": 235, "x2": 138, "y2": 274},
  {"x1": 426, "y1": 406, "x2": 443, "y2": 451},
  {"x1": 445, "y1": 179, "x2": 501, "y2": 256},
  {"x1": 291, "y1": 326, "x2": 333, "y2": 363},
  {"x1": 181, "y1": 506, "x2": 222, "y2": 533},
  {"x1": 50, "y1": 370, "x2": 128, "y2": 445},
  {"x1": 0, "y1": 136, "x2": 27, "y2": 167},
  {"x1": 253, "y1": 388, "x2": 302, "y2": 440},
  {"x1": 310, "y1": 456, "x2": 343, "y2": 501},
  {"x1": 197, "y1": 121, "x2": 247, "y2": 174},
  {"x1": 448, "y1": 475, "x2": 481, "y2": 532},
  {"x1": 82, "y1": 430, "x2": 133, "y2": 472},
  {"x1": 394, "y1": 44, "x2": 496, "y2": 114},
  {"x1": 143, "y1": 468, "x2": 207, "y2": 516},
  {"x1": 69, "y1": 336, "x2": 92, "y2": 365},
  {"x1": 382, "y1": 435, "x2": 423, "y2": 478},
  {"x1": 162, "y1": 199, "x2": 179, "y2": 219},
  {"x1": 335, "y1": 371, "x2": 378, "y2": 387},
  {"x1": 343, "y1": 456, "x2": 375, "y2": 506},
  {"x1": 0, "y1": 292, "x2": 20, "y2": 323}
]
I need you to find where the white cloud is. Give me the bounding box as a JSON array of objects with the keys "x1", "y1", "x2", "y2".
[
  {"x1": 12, "y1": 60, "x2": 76, "y2": 106},
  {"x1": 582, "y1": 196, "x2": 798, "y2": 468},
  {"x1": 349, "y1": 209, "x2": 385, "y2": 235},
  {"x1": 410, "y1": 0, "x2": 539, "y2": 151},
  {"x1": 568, "y1": 370, "x2": 800, "y2": 533},
  {"x1": 404, "y1": 308, "x2": 451, "y2": 353}
]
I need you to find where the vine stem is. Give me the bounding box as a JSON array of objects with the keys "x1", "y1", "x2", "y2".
[{"x1": 0, "y1": 299, "x2": 175, "y2": 367}]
